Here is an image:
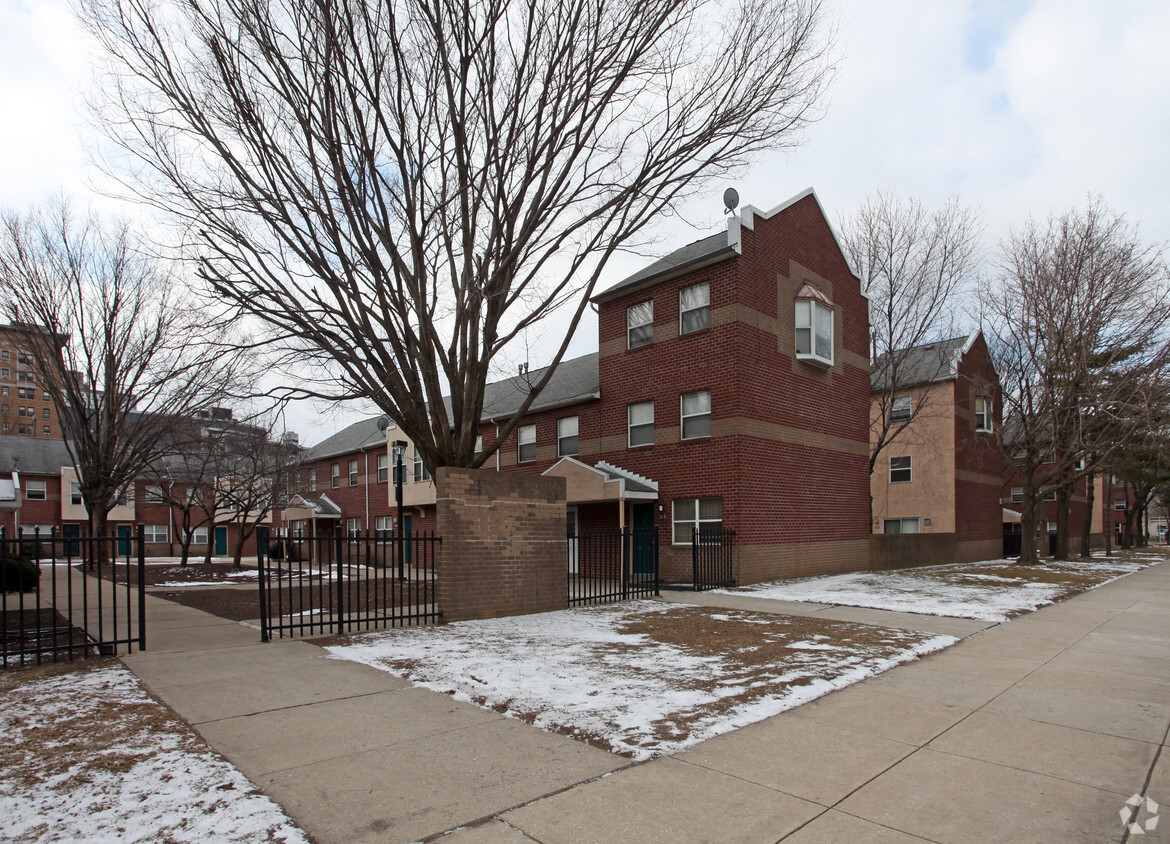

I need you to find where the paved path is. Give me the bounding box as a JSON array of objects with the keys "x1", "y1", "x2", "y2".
[{"x1": 121, "y1": 561, "x2": 1170, "y2": 843}]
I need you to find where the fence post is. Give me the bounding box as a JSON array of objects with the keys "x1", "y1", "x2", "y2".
[
  {"x1": 137, "y1": 524, "x2": 147, "y2": 651},
  {"x1": 335, "y1": 527, "x2": 345, "y2": 635},
  {"x1": 257, "y1": 526, "x2": 270, "y2": 643}
]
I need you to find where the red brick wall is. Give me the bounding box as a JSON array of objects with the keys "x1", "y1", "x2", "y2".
[
  {"x1": 953, "y1": 335, "x2": 1004, "y2": 546},
  {"x1": 435, "y1": 468, "x2": 567, "y2": 622}
]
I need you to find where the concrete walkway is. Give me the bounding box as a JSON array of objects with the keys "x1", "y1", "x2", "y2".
[{"x1": 120, "y1": 561, "x2": 1170, "y2": 843}]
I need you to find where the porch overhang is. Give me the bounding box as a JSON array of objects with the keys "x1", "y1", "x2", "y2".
[
  {"x1": 542, "y1": 457, "x2": 658, "y2": 504},
  {"x1": 286, "y1": 493, "x2": 343, "y2": 521}
]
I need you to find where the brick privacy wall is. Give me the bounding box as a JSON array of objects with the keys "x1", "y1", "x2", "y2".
[
  {"x1": 477, "y1": 195, "x2": 872, "y2": 584},
  {"x1": 871, "y1": 533, "x2": 958, "y2": 570},
  {"x1": 435, "y1": 467, "x2": 568, "y2": 622}
]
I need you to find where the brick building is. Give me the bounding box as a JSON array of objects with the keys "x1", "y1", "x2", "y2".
[
  {"x1": 870, "y1": 332, "x2": 1004, "y2": 564},
  {"x1": 0, "y1": 323, "x2": 63, "y2": 439}
]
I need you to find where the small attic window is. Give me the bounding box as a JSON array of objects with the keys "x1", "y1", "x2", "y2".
[{"x1": 794, "y1": 282, "x2": 834, "y2": 367}]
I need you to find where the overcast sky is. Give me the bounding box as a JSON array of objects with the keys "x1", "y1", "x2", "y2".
[{"x1": 2, "y1": 0, "x2": 1168, "y2": 445}]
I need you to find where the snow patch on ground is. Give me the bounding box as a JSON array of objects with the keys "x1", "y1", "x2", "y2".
[
  {"x1": 0, "y1": 665, "x2": 307, "y2": 843},
  {"x1": 327, "y1": 601, "x2": 955, "y2": 760}
]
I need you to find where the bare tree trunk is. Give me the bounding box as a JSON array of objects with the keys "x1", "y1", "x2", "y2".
[
  {"x1": 1080, "y1": 471, "x2": 1095, "y2": 557},
  {"x1": 1018, "y1": 477, "x2": 1040, "y2": 565},
  {"x1": 1054, "y1": 487, "x2": 1072, "y2": 560}
]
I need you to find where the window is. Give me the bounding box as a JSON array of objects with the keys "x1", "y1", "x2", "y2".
[
  {"x1": 145, "y1": 485, "x2": 164, "y2": 504},
  {"x1": 17, "y1": 406, "x2": 25, "y2": 416},
  {"x1": 889, "y1": 455, "x2": 912, "y2": 484},
  {"x1": 17, "y1": 371, "x2": 32, "y2": 382},
  {"x1": 375, "y1": 516, "x2": 394, "y2": 538},
  {"x1": 0, "y1": 404, "x2": 6, "y2": 415},
  {"x1": 43, "y1": 391, "x2": 50, "y2": 401},
  {"x1": 377, "y1": 453, "x2": 389, "y2": 483},
  {"x1": 19, "y1": 524, "x2": 53, "y2": 537},
  {"x1": 308, "y1": 471, "x2": 317, "y2": 492},
  {"x1": 42, "y1": 407, "x2": 50, "y2": 419},
  {"x1": 0, "y1": 387, "x2": 6, "y2": 396},
  {"x1": 891, "y1": 395, "x2": 912, "y2": 423},
  {"x1": 0, "y1": 351, "x2": 7, "y2": 362},
  {"x1": 190, "y1": 527, "x2": 209, "y2": 545},
  {"x1": 414, "y1": 451, "x2": 431, "y2": 482},
  {"x1": 557, "y1": 416, "x2": 579, "y2": 457},
  {"x1": 974, "y1": 396, "x2": 992, "y2": 432},
  {"x1": 1010, "y1": 486, "x2": 1023, "y2": 503},
  {"x1": 346, "y1": 517, "x2": 362, "y2": 538},
  {"x1": 16, "y1": 388, "x2": 25, "y2": 399},
  {"x1": 627, "y1": 301, "x2": 654, "y2": 348},
  {"x1": 145, "y1": 525, "x2": 169, "y2": 543},
  {"x1": 679, "y1": 282, "x2": 710, "y2": 334},
  {"x1": 883, "y1": 518, "x2": 920, "y2": 534},
  {"x1": 672, "y1": 497, "x2": 722, "y2": 544},
  {"x1": 330, "y1": 463, "x2": 340, "y2": 488},
  {"x1": 1, "y1": 369, "x2": 7, "y2": 379},
  {"x1": 2, "y1": 423, "x2": 8, "y2": 434},
  {"x1": 42, "y1": 426, "x2": 49, "y2": 437},
  {"x1": 1115, "y1": 499, "x2": 1126, "y2": 511},
  {"x1": 518, "y1": 424, "x2": 536, "y2": 463},
  {"x1": 392, "y1": 444, "x2": 407, "y2": 483},
  {"x1": 1043, "y1": 489, "x2": 1056, "y2": 502},
  {"x1": 628, "y1": 401, "x2": 654, "y2": 447},
  {"x1": 795, "y1": 298, "x2": 834, "y2": 366},
  {"x1": 25, "y1": 479, "x2": 47, "y2": 500},
  {"x1": 17, "y1": 424, "x2": 26, "y2": 435},
  {"x1": 681, "y1": 390, "x2": 711, "y2": 439},
  {"x1": 474, "y1": 435, "x2": 483, "y2": 458},
  {"x1": 70, "y1": 482, "x2": 83, "y2": 506},
  {"x1": 348, "y1": 459, "x2": 359, "y2": 486},
  {"x1": 115, "y1": 486, "x2": 130, "y2": 506}
]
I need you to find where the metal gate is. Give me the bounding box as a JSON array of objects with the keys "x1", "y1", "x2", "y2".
[
  {"x1": 568, "y1": 527, "x2": 659, "y2": 606},
  {"x1": 2, "y1": 527, "x2": 146, "y2": 668},
  {"x1": 257, "y1": 528, "x2": 440, "y2": 640},
  {"x1": 692, "y1": 527, "x2": 735, "y2": 591}
]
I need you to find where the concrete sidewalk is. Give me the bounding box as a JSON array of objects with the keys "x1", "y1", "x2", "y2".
[{"x1": 121, "y1": 561, "x2": 1170, "y2": 843}]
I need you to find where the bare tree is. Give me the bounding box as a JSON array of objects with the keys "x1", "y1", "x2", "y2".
[
  {"x1": 982, "y1": 198, "x2": 1170, "y2": 564},
  {"x1": 838, "y1": 192, "x2": 983, "y2": 475},
  {"x1": 79, "y1": 0, "x2": 835, "y2": 470},
  {"x1": 0, "y1": 201, "x2": 252, "y2": 555},
  {"x1": 148, "y1": 447, "x2": 219, "y2": 566}
]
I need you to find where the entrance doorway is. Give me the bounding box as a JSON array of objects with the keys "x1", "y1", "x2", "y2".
[
  {"x1": 116, "y1": 525, "x2": 132, "y2": 557},
  {"x1": 632, "y1": 503, "x2": 655, "y2": 574},
  {"x1": 214, "y1": 526, "x2": 228, "y2": 556}
]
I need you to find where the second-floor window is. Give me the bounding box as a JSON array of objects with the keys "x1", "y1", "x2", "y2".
[
  {"x1": 330, "y1": 463, "x2": 340, "y2": 488},
  {"x1": 891, "y1": 395, "x2": 911, "y2": 423},
  {"x1": 70, "y1": 482, "x2": 83, "y2": 506},
  {"x1": 975, "y1": 396, "x2": 993, "y2": 432},
  {"x1": 795, "y1": 298, "x2": 834, "y2": 366},
  {"x1": 377, "y1": 453, "x2": 389, "y2": 483},
  {"x1": 145, "y1": 485, "x2": 164, "y2": 504},
  {"x1": 414, "y1": 451, "x2": 431, "y2": 482},
  {"x1": 628, "y1": 401, "x2": 654, "y2": 447},
  {"x1": 627, "y1": 301, "x2": 653, "y2": 348},
  {"x1": 25, "y1": 479, "x2": 47, "y2": 500},
  {"x1": 681, "y1": 390, "x2": 711, "y2": 440},
  {"x1": 308, "y1": 471, "x2": 317, "y2": 492},
  {"x1": 557, "y1": 416, "x2": 579, "y2": 457},
  {"x1": 890, "y1": 455, "x2": 912, "y2": 484},
  {"x1": 348, "y1": 459, "x2": 359, "y2": 486},
  {"x1": 1011, "y1": 486, "x2": 1023, "y2": 503},
  {"x1": 679, "y1": 282, "x2": 710, "y2": 334},
  {"x1": 518, "y1": 425, "x2": 537, "y2": 463}
]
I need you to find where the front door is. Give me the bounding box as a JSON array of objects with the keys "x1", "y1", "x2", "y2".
[
  {"x1": 632, "y1": 503, "x2": 655, "y2": 574},
  {"x1": 116, "y1": 525, "x2": 132, "y2": 557},
  {"x1": 62, "y1": 524, "x2": 80, "y2": 557},
  {"x1": 214, "y1": 526, "x2": 228, "y2": 556},
  {"x1": 567, "y1": 507, "x2": 579, "y2": 574}
]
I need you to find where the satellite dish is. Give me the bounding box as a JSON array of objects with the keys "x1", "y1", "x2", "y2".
[
  {"x1": 723, "y1": 188, "x2": 739, "y2": 214},
  {"x1": 376, "y1": 416, "x2": 390, "y2": 433}
]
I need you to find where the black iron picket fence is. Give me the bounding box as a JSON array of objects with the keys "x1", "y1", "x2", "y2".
[
  {"x1": 1, "y1": 526, "x2": 146, "y2": 668},
  {"x1": 257, "y1": 528, "x2": 441, "y2": 640},
  {"x1": 567, "y1": 527, "x2": 659, "y2": 606},
  {"x1": 692, "y1": 527, "x2": 735, "y2": 591}
]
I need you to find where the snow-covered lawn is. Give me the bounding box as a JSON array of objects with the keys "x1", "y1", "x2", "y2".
[
  {"x1": 326, "y1": 601, "x2": 955, "y2": 760},
  {"x1": 716, "y1": 552, "x2": 1164, "y2": 623},
  {"x1": 0, "y1": 662, "x2": 307, "y2": 843}
]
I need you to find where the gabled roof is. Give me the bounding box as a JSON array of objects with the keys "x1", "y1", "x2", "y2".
[
  {"x1": 448, "y1": 352, "x2": 601, "y2": 424},
  {"x1": 870, "y1": 333, "x2": 977, "y2": 392},
  {"x1": 304, "y1": 417, "x2": 390, "y2": 460},
  {"x1": 0, "y1": 435, "x2": 74, "y2": 476},
  {"x1": 292, "y1": 493, "x2": 342, "y2": 518}
]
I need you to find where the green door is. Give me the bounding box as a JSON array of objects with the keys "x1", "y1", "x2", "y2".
[
  {"x1": 632, "y1": 504, "x2": 655, "y2": 574},
  {"x1": 116, "y1": 525, "x2": 132, "y2": 557},
  {"x1": 214, "y1": 526, "x2": 228, "y2": 556}
]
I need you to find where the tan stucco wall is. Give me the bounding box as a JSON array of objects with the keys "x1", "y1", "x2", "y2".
[
  {"x1": 60, "y1": 466, "x2": 136, "y2": 522},
  {"x1": 870, "y1": 382, "x2": 956, "y2": 533}
]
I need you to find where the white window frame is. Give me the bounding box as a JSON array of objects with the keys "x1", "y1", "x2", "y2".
[
  {"x1": 672, "y1": 497, "x2": 722, "y2": 545},
  {"x1": 70, "y1": 482, "x2": 83, "y2": 506},
  {"x1": 190, "y1": 526, "x2": 209, "y2": 545},
  {"x1": 882, "y1": 517, "x2": 920, "y2": 534},
  {"x1": 308, "y1": 471, "x2": 317, "y2": 492},
  {"x1": 24, "y1": 479, "x2": 47, "y2": 500},
  {"x1": 518, "y1": 424, "x2": 537, "y2": 463},
  {"x1": 974, "y1": 396, "x2": 993, "y2": 432},
  {"x1": 375, "y1": 515, "x2": 394, "y2": 537},
  {"x1": 891, "y1": 395, "x2": 912, "y2": 423},
  {"x1": 1043, "y1": 488, "x2": 1057, "y2": 502},
  {"x1": 19, "y1": 524, "x2": 54, "y2": 537},
  {"x1": 1010, "y1": 486, "x2": 1023, "y2": 503},
  {"x1": 145, "y1": 525, "x2": 169, "y2": 543},
  {"x1": 628, "y1": 401, "x2": 654, "y2": 447},
  {"x1": 889, "y1": 455, "x2": 912, "y2": 484},
  {"x1": 414, "y1": 450, "x2": 431, "y2": 482},
  {"x1": 627, "y1": 301, "x2": 654, "y2": 349},
  {"x1": 145, "y1": 484, "x2": 164, "y2": 504},
  {"x1": 557, "y1": 416, "x2": 579, "y2": 457},
  {"x1": 795, "y1": 298, "x2": 834, "y2": 366},
  {"x1": 1115, "y1": 499, "x2": 1126, "y2": 511},
  {"x1": 346, "y1": 517, "x2": 362, "y2": 538},
  {"x1": 680, "y1": 390, "x2": 711, "y2": 440},
  {"x1": 348, "y1": 459, "x2": 359, "y2": 486},
  {"x1": 679, "y1": 282, "x2": 710, "y2": 335},
  {"x1": 330, "y1": 463, "x2": 340, "y2": 488},
  {"x1": 474, "y1": 435, "x2": 483, "y2": 458},
  {"x1": 377, "y1": 453, "x2": 389, "y2": 483}
]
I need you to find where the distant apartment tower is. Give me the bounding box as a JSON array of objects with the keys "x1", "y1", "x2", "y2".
[{"x1": 0, "y1": 323, "x2": 63, "y2": 439}]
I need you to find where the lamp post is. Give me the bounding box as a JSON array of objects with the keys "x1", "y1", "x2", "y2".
[{"x1": 392, "y1": 440, "x2": 406, "y2": 580}]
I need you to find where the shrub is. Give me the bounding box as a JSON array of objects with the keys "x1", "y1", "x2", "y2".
[{"x1": 1, "y1": 542, "x2": 41, "y2": 593}]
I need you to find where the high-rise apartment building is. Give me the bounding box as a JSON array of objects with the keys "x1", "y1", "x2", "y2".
[{"x1": 0, "y1": 323, "x2": 63, "y2": 439}]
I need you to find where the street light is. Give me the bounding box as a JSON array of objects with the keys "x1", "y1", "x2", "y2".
[{"x1": 392, "y1": 440, "x2": 406, "y2": 580}]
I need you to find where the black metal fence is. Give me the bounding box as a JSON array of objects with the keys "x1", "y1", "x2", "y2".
[
  {"x1": 2, "y1": 526, "x2": 146, "y2": 668},
  {"x1": 257, "y1": 529, "x2": 441, "y2": 640},
  {"x1": 692, "y1": 527, "x2": 735, "y2": 591},
  {"x1": 1003, "y1": 532, "x2": 1022, "y2": 558},
  {"x1": 567, "y1": 527, "x2": 659, "y2": 606}
]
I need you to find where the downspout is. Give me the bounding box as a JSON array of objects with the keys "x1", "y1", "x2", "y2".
[
  {"x1": 495, "y1": 425, "x2": 500, "y2": 471},
  {"x1": 364, "y1": 447, "x2": 370, "y2": 531}
]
